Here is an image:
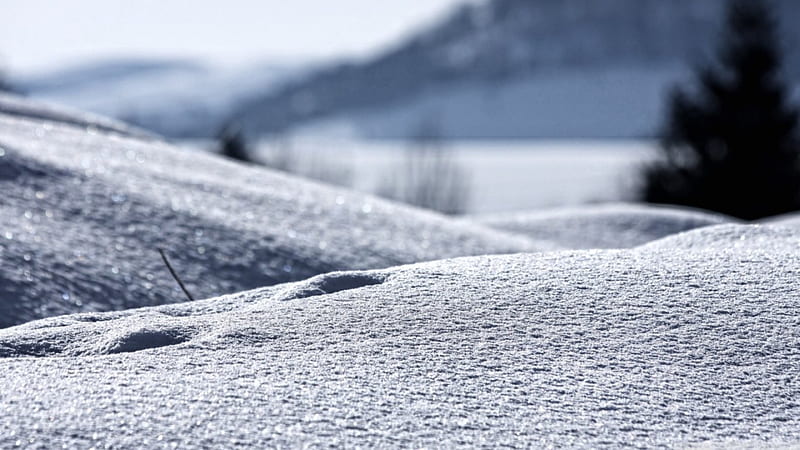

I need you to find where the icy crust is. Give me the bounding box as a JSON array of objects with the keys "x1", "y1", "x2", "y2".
[
  {"x1": 1, "y1": 224, "x2": 800, "y2": 447},
  {"x1": 0, "y1": 107, "x2": 551, "y2": 328},
  {"x1": 475, "y1": 203, "x2": 734, "y2": 249}
]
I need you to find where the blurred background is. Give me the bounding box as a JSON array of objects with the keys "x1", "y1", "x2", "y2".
[{"x1": 3, "y1": 0, "x2": 799, "y2": 216}]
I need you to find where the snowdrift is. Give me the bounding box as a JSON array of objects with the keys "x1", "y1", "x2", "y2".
[
  {"x1": 0, "y1": 94, "x2": 150, "y2": 139},
  {"x1": 1, "y1": 224, "x2": 799, "y2": 447},
  {"x1": 475, "y1": 203, "x2": 734, "y2": 249},
  {"x1": 761, "y1": 211, "x2": 800, "y2": 228},
  {"x1": 0, "y1": 93, "x2": 548, "y2": 328},
  {"x1": 2, "y1": 95, "x2": 800, "y2": 446}
]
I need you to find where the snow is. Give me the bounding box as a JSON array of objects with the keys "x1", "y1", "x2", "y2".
[
  {"x1": 475, "y1": 203, "x2": 735, "y2": 248},
  {"x1": 1, "y1": 224, "x2": 800, "y2": 447},
  {"x1": 0, "y1": 93, "x2": 548, "y2": 328},
  {"x1": 0, "y1": 94, "x2": 150, "y2": 139},
  {"x1": 761, "y1": 211, "x2": 800, "y2": 228},
  {"x1": 2, "y1": 95, "x2": 800, "y2": 447}
]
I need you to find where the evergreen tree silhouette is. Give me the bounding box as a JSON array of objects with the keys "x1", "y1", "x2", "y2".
[
  {"x1": 217, "y1": 123, "x2": 254, "y2": 163},
  {"x1": 641, "y1": 0, "x2": 800, "y2": 220}
]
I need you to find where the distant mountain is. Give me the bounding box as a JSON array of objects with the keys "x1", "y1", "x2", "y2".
[
  {"x1": 230, "y1": 0, "x2": 800, "y2": 140},
  {"x1": 16, "y1": 58, "x2": 306, "y2": 137},
  {"x1": 17, "y1": 0, "x2": 800, "y2": 139}
]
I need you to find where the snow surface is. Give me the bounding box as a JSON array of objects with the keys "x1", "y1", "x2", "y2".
[
  {"x1": 475, "y1": 203, "x2": 735, "y2": 249},
  {"x1": 3, "y1": 95, "x2": 800, "y2": 447},
  {"x1": 1, "y1": 224, "x2": 800, "y2": 447},
  {"x1": 0, "y1": 94, "x2": 150, "y2": 139},
  {"x1": 0, "y1": 93, "x2": 549, "y2": 328},
  {"x1": 761, "y1": 212, "x2": 800, "y2": 228}
]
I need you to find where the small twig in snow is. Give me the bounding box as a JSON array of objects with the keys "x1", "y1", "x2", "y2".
[{"x1": 158, "y1": 248, "x2": 195, "y2": 301}]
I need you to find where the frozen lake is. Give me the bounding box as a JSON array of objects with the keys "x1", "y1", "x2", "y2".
[{"x1": 191, "y1": 138, "x2": 658, "y2": 214}]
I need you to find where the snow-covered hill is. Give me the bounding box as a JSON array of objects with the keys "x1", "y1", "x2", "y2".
[
  {"x1": 6, "y1": 94, "x2": 755, "y2": 329},
  {"x1": 2, "y1": 223, "x2": 800, "y2": 447},
  {"x1": 1, "y1": 91, "x2": 800, "y2": 447},
  {"x1": 475, "y1": 203, "x2": 735, "y2": 249},
  {"x1": 0, "y1": 93, "x2": 552, "y2": 328}
]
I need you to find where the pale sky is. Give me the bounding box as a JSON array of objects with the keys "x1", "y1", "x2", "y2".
[{"x1": 1, "y1": 0, "x2": 465, "y2": 74}]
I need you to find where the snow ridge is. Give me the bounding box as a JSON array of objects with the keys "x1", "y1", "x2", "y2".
[{"x1": 476, "y1": 203, "x2": 735, "y2": 249}]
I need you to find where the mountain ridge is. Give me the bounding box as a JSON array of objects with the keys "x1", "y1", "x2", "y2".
[{"x1": 231, "y1": 0, "x2": 800, "y2": 139}]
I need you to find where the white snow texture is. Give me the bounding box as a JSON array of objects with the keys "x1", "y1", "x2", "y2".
[
  {"x1": 0, "y1": 94, "x2": 546, "y2": 328},
  {"x1": 1, "y1": 94, "x2": 800, "y2": 448}
]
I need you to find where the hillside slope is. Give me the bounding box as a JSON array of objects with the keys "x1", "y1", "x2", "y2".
[{"x1": 0, "y1": 93, "x2": 548, "y2": 327}]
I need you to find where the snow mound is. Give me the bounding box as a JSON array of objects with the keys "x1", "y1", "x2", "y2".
[
  {"x1": 475, "y1": 203, "x2": 733, "y2": 249},
  {"x1": 0, "y1": 93, "x2": 150, "y2": 139},
  {"x1": 0, "y1": 223, "x2": 799, "y2": 447},
  {"x1": 0, "y1": 94, "x2": 551, "y2": 328},
  {"x1": 273, "y1": 270, "x2": 388, "y2": 302},
  {"x1": 761, "y1": 211, "x2": 800, "y2": 228},
  {"x1": 640, "y1": 223, "x2": 800, "y2": 252}
]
